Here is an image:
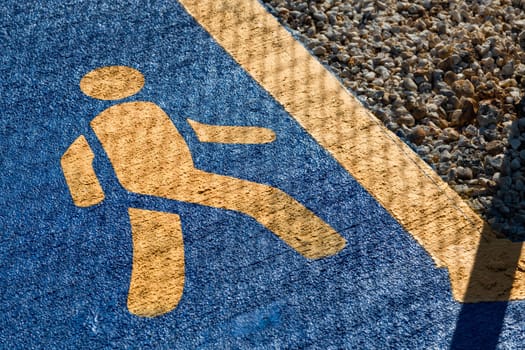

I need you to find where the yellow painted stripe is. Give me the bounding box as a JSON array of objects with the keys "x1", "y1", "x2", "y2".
[{"x1": 178, "y1": 0, "x2": 525, "y2": 302}]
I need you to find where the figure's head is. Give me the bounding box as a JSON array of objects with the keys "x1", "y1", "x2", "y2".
[{"x1": 80, "y1": 66, "x2": 144, "y2": 100}]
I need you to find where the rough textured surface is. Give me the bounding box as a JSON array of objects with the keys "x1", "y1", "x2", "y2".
[
  {"x1": 260, "y1": 0, "x2": 525, "y2": 239},
  {"x1": 127, "y1": 208, "x2": 185, "y2": 317},
  {"x1": 2, "y1": 0, "x2": 525, "y2": 348},
  {"x1": 180, "y1": 0, "x2": 525, "y2": 302},
  {"x1": 80, "y1": 66, "x2": 145, "y2": 100},
  {"x1": 187, "y1": 118, "x2": 276, "y2": 144},
  {"x1": 90, "y1": 101, "x2": 346, "y2": 259},
  {"x1": 61, "y1": 135, "x2": 105, "y2": 207}
]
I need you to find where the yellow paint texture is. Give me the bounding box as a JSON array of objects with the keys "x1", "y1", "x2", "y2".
[
  {"x1": 187, "y1": 118, "x2": 276, "y2": 144},
  {"x1": 178, "y1": 0, "x2": 525, "y2": 302},
  {"x1": 61, "y1": 135, "x2": 105, "y2": 207},
  {"x1": 90, "y1": 101, "x2": 346, "y2": 259},
  {"x1": 127, "y1": 208, "x2": 185, "y2": 317},
  {"x1": 80, "y1": 66, "x2": 144, "y2": 100}
]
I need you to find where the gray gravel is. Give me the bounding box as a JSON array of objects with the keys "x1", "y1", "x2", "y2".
[{"x1": 261, "y1": 0, "x2": 525, "y2": 239}]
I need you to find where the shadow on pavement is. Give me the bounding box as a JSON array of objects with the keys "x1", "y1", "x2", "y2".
[
  {"x1": 450, "y1": 225, "x2": 522, "y2": 349},
  {"x1": 451, "y1": 109, "x2": 525, "y2": 349}
]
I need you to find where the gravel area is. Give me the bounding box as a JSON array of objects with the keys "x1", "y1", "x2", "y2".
[{"x1": 261, "y1": 0, "x2": 525, "y2": 239}]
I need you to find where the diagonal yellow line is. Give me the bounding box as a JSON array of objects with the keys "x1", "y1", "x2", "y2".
[{"x1": 179, "y1": 0, "x2": 525, "y2": 302}]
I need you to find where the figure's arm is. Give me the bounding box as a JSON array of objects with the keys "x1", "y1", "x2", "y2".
[
  {"x1": 187, "y1": 118, "x2": 276, "y2": 144},
  {"x1": 61, "y1": 135, "x2": 105, "y2": 207}
]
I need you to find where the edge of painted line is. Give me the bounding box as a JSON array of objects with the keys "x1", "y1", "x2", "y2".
[{"x1": 178, "y1": 0, "x2": 525, "y2": 302}]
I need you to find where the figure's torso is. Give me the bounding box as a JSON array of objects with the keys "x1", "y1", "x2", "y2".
[{"x1": 90, "y1": 101, "x2": 195, "y2": 195}]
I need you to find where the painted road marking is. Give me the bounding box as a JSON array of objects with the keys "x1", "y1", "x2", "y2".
[
  {"x1": 187, "y1": 118, "x2": 276, "y2": 144},
  {"x1": 61, "y1": 135, "x2": 105, "y2": 207},
  {"x1": 62, "y1": 66, "x2": 347, "y2": 316},
  {"x1": 3, "y1": 1, "x2": 523, "y2": 346},
  {"x1": 127, "y1": 208, "x2": 185, "y2": 318},
  {"x1": 179, "y1": 0, "x2": 525, "y2": 302}
]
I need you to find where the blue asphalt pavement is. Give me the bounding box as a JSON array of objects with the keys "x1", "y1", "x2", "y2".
[{"x1": 1, "y1": 1, "x2": 524, "y2": 349}]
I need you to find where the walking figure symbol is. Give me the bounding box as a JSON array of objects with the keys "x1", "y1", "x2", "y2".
[{"x1": 61, "y1": 66, "x2": 346, "y2": 317}]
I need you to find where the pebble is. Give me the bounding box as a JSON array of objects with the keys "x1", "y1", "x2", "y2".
[
  {"x1": 511, "y1": 158, "x2": 522, "y2": 170},
  {"x1": 519, "y1": 30, "x2": 525, "y2": 50},
  {"x1": 364, "y1": 71, "x2": 376, "y2": 81},
  {"x1": 502, "y1": 61, "x2": 515, "y2": 77},
  {"x1": 262, "y1": 0, "x2": 525, "y2": 238},
  {"x1": 477, "y1": 102, "x2": 500, "y2": 127},
  {"x1": 444, "y1": 71, "x2": 457, "y2": 85},
  {"x1": 313, "y1": 46, "x2": 327, "y2": 56},
  {"x1": 510, "y1": 137, "x2": 521, "y2": 150},
  {"x1": 519, "y1": 118, "x2": 525, "y2": 131},
  {"x1": 398, "y1": 114, "x2": 416, "y2": 127},
  {"x1": 441, "y1": 128, "x2": 460, "y2": 143},
  {"x1": 500, "y1": 79, "x2": 518, "y2": 88},
  {"x1": 403, "y1": 77, "x2": 418, "y2": 91},
  {"x1": 451, "y1": 80, "x2": 476, "y2": 98},
  {"x1": 485, "y1": 140, "x2": 505, "y2": 155},
  {"x1": 457, "y1": 166, "x2": 474, "y2": 180},
  {"x1": 486, "y1": 154, "x2": 504, "y2": 170},
  {"x1": 457, "y1": 97, "x2": 478, "y2": 126},
  {"x1": 440, "y1": 150, "x2": 452, "y2": 162},
  {"x1": 408, "y1": 126, "x2": 426, "y2": 145}
]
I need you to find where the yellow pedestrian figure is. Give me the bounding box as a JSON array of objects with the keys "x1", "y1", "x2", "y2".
[{"x1": 61, "y1": 66, "x2": 346, "y2": 318}]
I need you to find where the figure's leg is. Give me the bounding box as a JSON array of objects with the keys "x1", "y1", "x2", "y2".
[
  {"x1": 168, "y1": 170, "x2": 346, "y2": 259},
  {"x1": 127, "y1": 208, "x2": 185, "y2": 317},
  {"x1": 89, "y1": 105, "x2": 344, "y2": 258}
]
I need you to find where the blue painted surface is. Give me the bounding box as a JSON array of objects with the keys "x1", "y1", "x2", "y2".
[{"x1": 1, "y1": 1, "x2": 524, "y2": 348}]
